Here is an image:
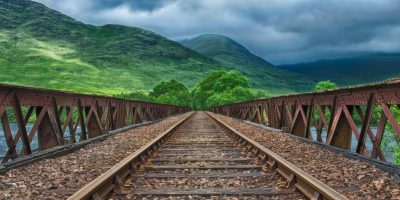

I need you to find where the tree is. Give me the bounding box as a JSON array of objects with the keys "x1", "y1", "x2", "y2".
[
  {"x1": 114, "y1": 90, "x2": 153, "y2": 102},
  {"x1": 192, "y1": 70, "x2": 259, "y2": 109},
  {"x1": 206, "y1": 87, "x2": 255, "y2": 108},
  {"x1": 254, "y1": 90, "x2": 269, "y2": 99},
  {"x1": 149, "y1": 79, "x2": 188, "y2": 98},
  {"x1": 115, "y1": 71, "x2": 265, "y2": 111},
  {"x1": 149, "y1": 79, "x2": 191, "y2": 107},
  {"x1": 191, "y1": 71, "x2": 227, "y2": 109},
  {"x1": 315, "y1": 80, "x2": 337, "y2": 91}
]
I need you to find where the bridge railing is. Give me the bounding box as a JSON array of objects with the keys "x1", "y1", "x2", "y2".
[
  {"x1": 0, "y1": 84, "x2": 189, "y2": 163},
  {"x1": 210, "y1": 80, "x2": 400, "y2": 162}
]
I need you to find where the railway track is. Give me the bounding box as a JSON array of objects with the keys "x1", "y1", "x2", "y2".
[{"x1": 69, "y1": 112, "x2": 347, "y2": 200}]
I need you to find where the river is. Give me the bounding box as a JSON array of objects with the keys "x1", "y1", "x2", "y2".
[{"x1": 0, "y1": 124, "x2": 81, "y2": 159}]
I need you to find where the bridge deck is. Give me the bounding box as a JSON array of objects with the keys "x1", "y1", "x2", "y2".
[{"x1": 0, "y1": 112, "x2": 399, "y2": 199}]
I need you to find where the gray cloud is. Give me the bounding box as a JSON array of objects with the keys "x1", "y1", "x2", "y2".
[{"x1": 34, "y1": 0, "x2": 400, "y2": 64}]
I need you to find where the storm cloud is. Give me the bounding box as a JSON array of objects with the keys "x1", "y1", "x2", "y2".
[{"x1": 34, "y1": 0, "x2": 400, "y2": 64}]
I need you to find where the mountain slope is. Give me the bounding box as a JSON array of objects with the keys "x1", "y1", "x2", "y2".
[
  {"x1": 0, "y1": 0, "x2": 315, "y2": 97},
  {"x1": 181, "y1": 34, "x2": 315, "y2": 95},
  {"x1": 278, "y1": 53, "x2": 400, "y2": 86},
  {"x1": 181, "y1": 34, "x2": 274, "y2": 67},
  {"x1": 0, "y1": 0, "x2": 225, "y2": 95}
]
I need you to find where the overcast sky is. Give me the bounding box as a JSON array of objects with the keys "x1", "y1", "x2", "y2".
[{"x1": 34, "y1": 0, "x2": 400, "y2": 64}]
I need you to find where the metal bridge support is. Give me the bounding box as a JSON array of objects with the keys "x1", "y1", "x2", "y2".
[
  {"x1": 87, "y1": 112, "x2": 103, "y2": 138},
  {"x1": 291, "y1": 106, "x2": 308, "y2": 137},
  {"x1": 329, "y1": 106, "x2": 353, "y2": 150},
  {"x1": 36, "y1": 106, "x2": 62, "y2": 150},
  {"x1": 133, "y1": 105, "x2": 142, "y2": 124}
]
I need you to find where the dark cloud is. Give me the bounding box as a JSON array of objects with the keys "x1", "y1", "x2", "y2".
[
  {"x1": 37, "y1": 0, "x2": 174, "y2": 12},
  {"x1": 89, "y1": 0, "x2": 175, "y2": 11},
  {"x1": 34, "y1": 0, "x2": 400, "y2": 64}
]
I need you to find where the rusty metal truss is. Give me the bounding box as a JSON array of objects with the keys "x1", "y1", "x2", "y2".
[
  {"x1": 0, "y1": 84, "x2": 189, "y2": 163},
  {"x1": 210, "y1": 81, "x2": 400, "y2": 162}
]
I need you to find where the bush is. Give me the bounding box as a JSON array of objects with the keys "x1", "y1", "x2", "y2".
[
  {"x1": 114, "y1": 90, "x2": 153, "y2": 102},
  {"x1": 192, "y1": 70, "x2": 260, "y2": 110},
  {"x1": 315, "y1": 80, "x2": 337, "y2": 91},
  {"x1": 149, "y1": 79, "x2": 191, "y2": 107},
  {"x1": 206, "y1": 87, "x2": 255, "y2": 108}
]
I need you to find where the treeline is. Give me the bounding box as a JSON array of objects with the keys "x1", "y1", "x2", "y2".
[{"x1": 115, "y1": 70, "x2": 267, "y2": 110}]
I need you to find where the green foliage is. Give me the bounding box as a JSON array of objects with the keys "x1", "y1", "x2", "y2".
[
  {"x1": 114, "y1": 80, "x2": 192, "y2": 107},
  {"x1": 213, "y1": 72, "x2": 250, "y2": 92},
  {"x1": 380, "y1": 106, "x2": 400, "y2": 165},
  {"x1": 113, "y1": 71, "x2": 267, "y2": 109},
  {"x1": 156, "y1": 90, "x2": 191, "y2": 107},
  {"x1": 315, "y1": 80, "x2": 337, "y2": 91},
  {"x1": 149, "y1": 80, "x2": 191, "y2": 107},
  {"x1": 206, "y1": 87, "x2": 255, "y2": 108},
  {"x1": 192, "y1": 70, "x2": 258, "y2": 110},
  {"x1": 149, "y1": 80, "x2": 188, "y2": 98},
  {"x1": 113, "y1": 72, "x2": 259, "y2": 109},
  {"x1": 114, "y1": 90, "x2": 154, "y2": 102},
  {"x1": 394, "y1": 146, "x2": 400, "y2": 165},
  {"x1": 253, "y1": 90, "x2": 269, "y2": 99},
  {"x1": 0, "y1": 1, "x2": 229, "y2": 96}
]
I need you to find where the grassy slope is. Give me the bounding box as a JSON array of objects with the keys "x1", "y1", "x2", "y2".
[
  {"x1": 0, "y1": 0, "x2": 225, "y2": 95},
  {"x1": 0, "y1": 0, "x2": 316, "y2": 97},
  {"x1": 181, "y1": 34, "x2": 315, "y2": 95},
  {"x1": 278, "y1": 53, "x2": 400, "y2": 86}
]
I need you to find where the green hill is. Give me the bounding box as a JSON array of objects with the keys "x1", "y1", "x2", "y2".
[
  {"x1": 0, "y1": 0, "x2": 315, "y2": 96},
  {"x1": 0, "y1": 0, "x2": 226, "y2": 95},
  {"x1": 181, "y1": 34, "x2": 315, "y2": 95},
  {"x1": 278, "y1": 53, "x2": 400, "y2": 86}
]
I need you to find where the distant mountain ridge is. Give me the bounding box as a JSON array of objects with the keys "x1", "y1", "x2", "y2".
[
  {"x1": 181, "y1": 34, "x2": 274, "y2": 67},
  {"x1": 278, "y1": 53, "x2": 400, "y2": 86},
  {"x1": 181, "y1": 34, "x2": 315, "y2": 95}
]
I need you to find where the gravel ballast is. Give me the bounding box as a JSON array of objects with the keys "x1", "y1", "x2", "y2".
[
  {"x1": 210, "y1": 113, "x2": 400, "y2": 200},
  {"x1": 0, "y1": 113, "x2": 191, "y2": 199},
  {"x1": 111, "y1": 112, "x2": 304, "y2": 200}
]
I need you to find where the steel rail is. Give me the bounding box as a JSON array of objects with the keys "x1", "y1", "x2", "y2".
[
  {"x1": 67, "y1": 112, "x2": 194, "y2": 200},
  {"x1": 206, "y1": 112, "x2": 348, "y2": 200},
  {"x1": 69, "y1": 111, "x2": 346, "y2": 200}
]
